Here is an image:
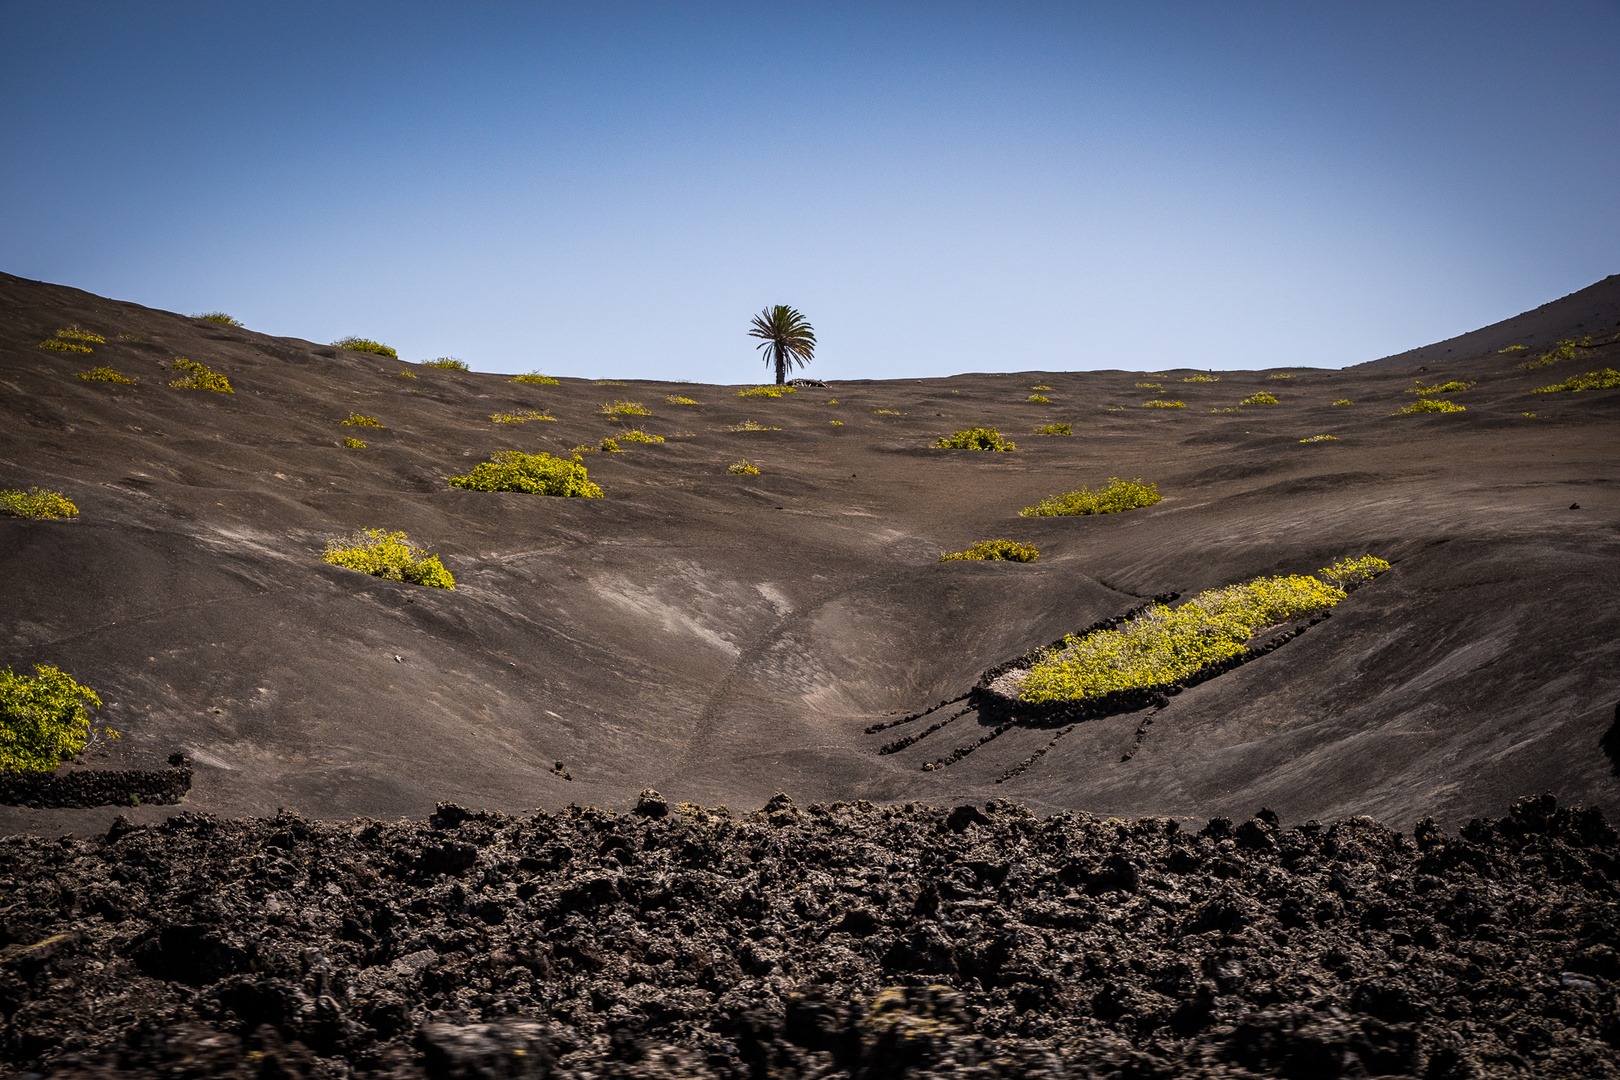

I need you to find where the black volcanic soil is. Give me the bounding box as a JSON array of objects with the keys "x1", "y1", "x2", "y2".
[{"x1": 3, "y1": 792, "x2": 1618, "y2": 1078}]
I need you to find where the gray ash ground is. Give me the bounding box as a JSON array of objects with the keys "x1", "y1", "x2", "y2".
[{"x1": 3, "y1": 793, "x2": 1618, "y2": 1079}]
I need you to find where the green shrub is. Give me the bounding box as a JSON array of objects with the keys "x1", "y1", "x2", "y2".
[
  {"x1": 620, "y1": 429, "x2": 664, "y2": 443},
  {"x1": 342, "y1": 437, "x2": 367, "y2": 448},
  {"x1": 737, "y1": 385, "x2": 797, "y2": 398},
  {"x1": 1520, "y1": 338, "x2": 1585, "y2": 370},
  {"x1": 595, "y1": 379, "x2": 628, "y2": 386},
  {"x1": 1019, "y1": 559, "x2": 1387, "y2": 704},
  {"x1": 449, "y1": 450, "x2": 604, "y2": 497},
  {"x1": 1142, "y1": 400, "x2": 1185, "y2": 408},
  {"x1": 730, "y1": 420, "x2": 780, "y2": 431},
  {"x1": 56, "y1": 326, "x2": 106, "y2": 344},
  {"x1": 666, "y1": 395, "x2": 701, "y2": 405},
  {"x1": 334, "y1": 337, "x2": 400, "y2": 359},
  {"x1": 729, "y1": 460, "x2": 760, "y2": 475},
  {"x1": 1316, "y1": 555, "x2": 1391, "y2": 590},
  {"x1": 78, "y1": 366, "x2": 137, "y2": 384},
  {"x1": 599, "y1": 437, "x2": 622, "y2": 452},
  {"x1": 940, "y1": 539, "x2": 1038, "y2": 563},
  {"x1": 874, "y1": 408, "x2": 903, "y2": 415},
  {"x1": 1027, "y1": 394, "x2": 1051, "y2": 403},
  {"x1": 195, "y1": 312, "x2": 241, "y2": 326},
  {"x1": 0, "y1": 487, "x2": 79, "y2": 520},
  {"x1": 1532, "y1": 368, "x2": 1620, "y2": 394},
  {"x1": 323, "y1": 529, "x2": 454, "y2": 589},
  {"x1": 343, "y1": 412, "x2": 384, "y2": 427},
  {"x1": 1267, "y1": 373, "x2": 1296, "y2": 380},
  {"x1": 170, "y1": 358, "x2": 233, "y2": 392},
  {"x1": 598, "y1": 400, "x2": 650, "y2": 416},
  {"x1": 420, "y1": 357, "x2": 467, "y2": 370},
  {"x1": 39, "y1": 339, "x2": 93, "y2": 354},
  {"x1": 397, "y1": 370, "x2": 417, "y2": 379},
  {"x1": 1035, "y1": 423, "x2": 1073, "y2": 436},
  {"x1": 1032, "y1": 385, "x2": 1053, "y2": 391},
  {"x1": 1332, "y1": 398, "x2": 1352, "y2": 406},
  {"x1": 0, "y1": 664, "x2": 104, "y2": 772},
  {"x1": 511, "y1": 372, "x2": 559, "y2": 385},
  {"x1": 489, "y1": 410, "x2": 555, "y2": 424},
  {"x1": 829, "y1": 420, "x2": 844, "y2": 426},
  {"x1": 936, "y1": 426, "x2": 1015, "y2": 450},
  {"x1": 1498, "y1": 345, "x2": 1527, "y2": 353},
  {"x1": 1299, "y1": 434, "x2": 1338, "y2": 443},
  {"x1": 1240, "y1": 392, "x2": 1278, "y2": 406},
  {"x1": 1182, "y1": 374, "x2": 1220, "y2": 383},
  {"x1": 1408, "y1": 380, "x2": 1474, "y2": 395},
  {"x1": 1020, "y1": 477, "x2": 1159, "y2": 517},
  {"x1": 1134, "y1": 382, "x2": 1161, "y2": 390},
  {"x1": 1396, "y1": 398, "x2": 1465, "y2": 414}
]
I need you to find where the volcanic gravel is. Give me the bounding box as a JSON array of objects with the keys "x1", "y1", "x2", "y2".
[{"x1": 3, "y1": 792, "x2": 1617, "y2": 1079}]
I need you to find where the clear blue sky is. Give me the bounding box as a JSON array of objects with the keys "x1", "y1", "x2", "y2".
[{"x1": 4, "y1": 2, "x2": 1617, "y2": 380}]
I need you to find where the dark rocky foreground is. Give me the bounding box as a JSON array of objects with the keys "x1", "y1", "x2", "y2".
[{"x1": 2, "y1": 793, "x2": 1618, "y2": 1079}]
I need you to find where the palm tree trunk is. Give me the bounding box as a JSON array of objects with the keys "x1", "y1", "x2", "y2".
[{"x1": 776, "y1": 344, "x2": 785, "y2": 385}]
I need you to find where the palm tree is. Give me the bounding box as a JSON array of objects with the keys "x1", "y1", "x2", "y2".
[{"x1": 748, "y1": 305, "x2": 816, "y2": 385}]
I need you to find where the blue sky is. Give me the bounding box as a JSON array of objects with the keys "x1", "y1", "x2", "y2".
[{"x1": 4, "y1": 2, "x2": 1617, "y2": 380}]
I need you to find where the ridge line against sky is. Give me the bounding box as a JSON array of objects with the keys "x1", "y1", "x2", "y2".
[{"x1": 3, "y1": 2, "x2": 1617, "y2": 380}]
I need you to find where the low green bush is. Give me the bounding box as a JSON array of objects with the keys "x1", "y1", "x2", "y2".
[
  {"x1": 342, "y1": 437, "x2": 367, "y2": 448},
  {"x1": 55, "y1": 327, "x2": 106, "y2": 344},
  {"x1": 170, "y1": 358, "x2": 233, "y2": 392},
  {"x1": 936, "y1": 427, "x2": 1015, "y2": 450},
  {"x1": 1519, "y1": 338, "x2": 1586, "y2": 370},
  {"x1": 599, "y1": 437, "x2": 622, "y2": 452},
  {"x1": 448, "y1": 450, "x2": 604, "y2": 497},
  {"x1": 620, "y1": 429, "x2": 664, "y2": 443},
  {"x1": 0, "y1": 664, "x2": 104, "y2": 772},
  {"x1": 1020, "y1": 478, "x2": 1159, "y2": 517},
  {"x1": 1408, "y1": 380, "x2": 1474, "y2": 395},
  {"x1": 489, "y1": 410, "x2": 555, "y2": 424},
  {"x1": 397, "y1": 370, "x2": 417, "y2": 379},
  {"x1": 1032, "y1": 385, "x2": 1053, "y2": 391},
  {"x1": 1332, "y1": 398, "x2": 1352, "y2": 406},
  {"x1": 1134, "y1": 382, "x2": 1161, "y2": 390},
  {"x1": 334, "y1": 337, "x2": 400, "y2": 359},
  {"x1": 1182, "y1": 374, "x2": 1219, "y2": 383},
  {"x1": 78, "y1": 366, "x2": 137, "y2": 384},
  {"x1": 1532, "y1": 368, "x2": 1620, "y2": 394},
  {"x1": 829, "y1": 420, "x2": 844, "y2": 426},
  {"x1": 0, "y1": 487, "x2": 79, "y2": 520},
  {"x1": 666, "y1": 395, "x2": 701, "y2": 405},
  {"x1": 420, "y1": 357, "x2": 467, "y2": 370},
  {"x1": 1020, "y1": 557, "x2": 1388, "y2": 704},
  {"x1": 195, "y1": 312, "x2": 241, "y2": 326},
  {"x1": 1027, "y1": 394, "x2": 1051, "y2": 403},
  {"x1": 595, "y1": 379, "x2": 628, "y2": 386},
  {"x1": 1142, "y1": 400, "x2": 1185, "y2": 408},
  {"x1": 343, "y1": 412, "x2": 384, "y2": 427},
  {"x1": 940, "y1": 539, "x2": 1038, "y2": 563},
  {"x1": 874, "y1": 409, "x2": 903, "y2": 415},
  {"x1": 511, "y1": 372, "x2": 559, "y2": 385},
  {"x1": 1317, "y1": 555, "x2": 1391, "y2": 590},
  {"x1": 737, "y1": 385, "x2": 797, "y2": 398},
  {"x1": 730, "y1": 420, "x2": 780, "y2": 431},
  {"x1": 1035, "y1": 423, "x2": 1073, "y2": 436},
  {"x1": 1396, "y1": 398, "x2": 1465, "y2": 414},
  {"x1": 1267, "y1": 373, "x2": 1296, "y2": 380},
  {"x1": 39, "y1": 339, "x2": 93, "y2": 354},
  {"x1": 599, "y1": 400, "x2": 650, "y2": 416},
  {"x1": 1299, "y1": 434, "x2": 1338, "y2": 443},
  {"x1": 728, "y1": 460, "x2": 760, "y2": 475},
  {"x1": 323, "y1": 529, "x2": 454, "y2": 589},
  {"x1": 1240, "y1": 392, "x2": 1278, "y2": 406}
]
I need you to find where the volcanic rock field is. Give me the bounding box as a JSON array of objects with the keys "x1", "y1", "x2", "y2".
[{"x1": 2, "y1": 270, "x2": 1618, "y2": 1077}]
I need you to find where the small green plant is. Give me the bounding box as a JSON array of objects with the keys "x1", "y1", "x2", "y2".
[
  {"x1": 343, "y1": 412, "x2": 384, "y2": 427},
  {"x1": 449, "y1": 451, "x2": 604, "y2": 497},
  {"x1": 1332, "y1": 398, "x2": 1352, "y2": 406},
  {"x1": 1267, "y1": 373, "x2": 1296, "y2": 380},
  {"x1": 333, "y1": 337, "x2": 400, "y2": 359},
  {"x1": 1, "y1": 664, "x2": 104, "y2": 772},
  {"x1": 1317, "y1": 555, "x2": 1391, "y2": 590},
  {"x1": 39, "y1": 338, "x2": 93, "y2": 354},
  {"x1": 195, "y1": 312, "x2": 242, "y2": 326},
  {"x1": 1523, "y1": 411, "x2": 1536, "y2": 417},
  {"x1": 1240, "y1": 392, "x2": 1278, "y2": 406},
  {"x1": 940, "y1": 539, "x2": 1038, "y2": 563},
  {"x1": 489, "y1": 410, "x2": 556, "y2": 424},
  {"x1": 728, "y1": 460, "x2": 760, "y2": 475},
  {"x1": 1020, "y1": 477, "x2": 1159, "y2": 517},
  {"x1": 512, "y1": 372, "x2": 559, "y2": 385},
  {"x1": 598, "y1": 400, "x2": 651, "y2": 416},
  {"x1": 825, "y1": 399, "x2": 839, "y2": 405},
  {"x1": 1498, "y1": 345, "x2": 1527, "y2": 352},
  {"x1": 1299, "y1": 434, "x2": 1339, "y2": 443},
  {"x1": 1032, "y1": 385, "x2": 1053, "y2": 391},
  {"x1": 117, "y1": 333, "x2": 147, "y2": 342},
  {"x1": 1396, "y1": 398, "x2": 1465, "y2": 414},
  {"x1": 1532, "y1": 368, "x2": 1620, "y2": 394},
  {"x1": 599, "y1": 437, "x2": 622, "y2": 452},
  {"x1": 342, "y1": 437, "x2": 367, "y2": 448},
  {"x1": 874, "y1": 408, "x2": 903, "y2": 415},
  {"x1": 78, "y1": 366, "x2": 138, "y2": 384},
  {"x1": 620, "y1": 429, "x2": 664, "y2": 443},
  {"x1": 1027, "y1": 394, "x2": 1051, "y2": 403},
  {"x1": 1035, "y1": 423, "x2": 1073, "y2": 436},
  {"x1": 936, "y1": 427, "x2": 1014, "y2": 450},
  {"x1": 170, "y1": 358, "x2": 233, "y2": 392},
  {"x1": 665, "y1": 395, "x2": 701, "y2": 405},
  {"x1": 595, "y1": 379, "x2": 628, "y2": 386},
  {"x1": 1142, "y1": 400, "x2": 1185, "y2": 408},
  {"x1": 1519, "y1": 338, "x2": 1586, "y2": 370},
  {"x1": 730, "y1": 420, "x2": 780, "y2": 431},
  {"x1": 829, "y1": 420, "x2": 844, "y2": 426},
  {"x1": 1408, "y1": 380, "x2": 1474, "y2": 395},
  {"x1": 396, "y1": 370, "x2": 417, "y2": 379},
  {"x1": 1133, "y1": 382, "x2": 1161, "y2": 390},
  {"x1": 323, "y1": 529, "x2": 454, "y2": 589},
  {"x1": 56, "y1": 327, "x2": 106, "y2": 344},
  {"x1": 1182, "y1": 374, "x2": 1220, "y2": 382},
  {"x1": 420, "y1": 357, "x2": 467, "y2": 370},
  {"x1": 0, "y1": 487, "x2": 79, "y2": 520},
  {"x1": 737, "y1": 385, "x2": 797, "y2": 398}
]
